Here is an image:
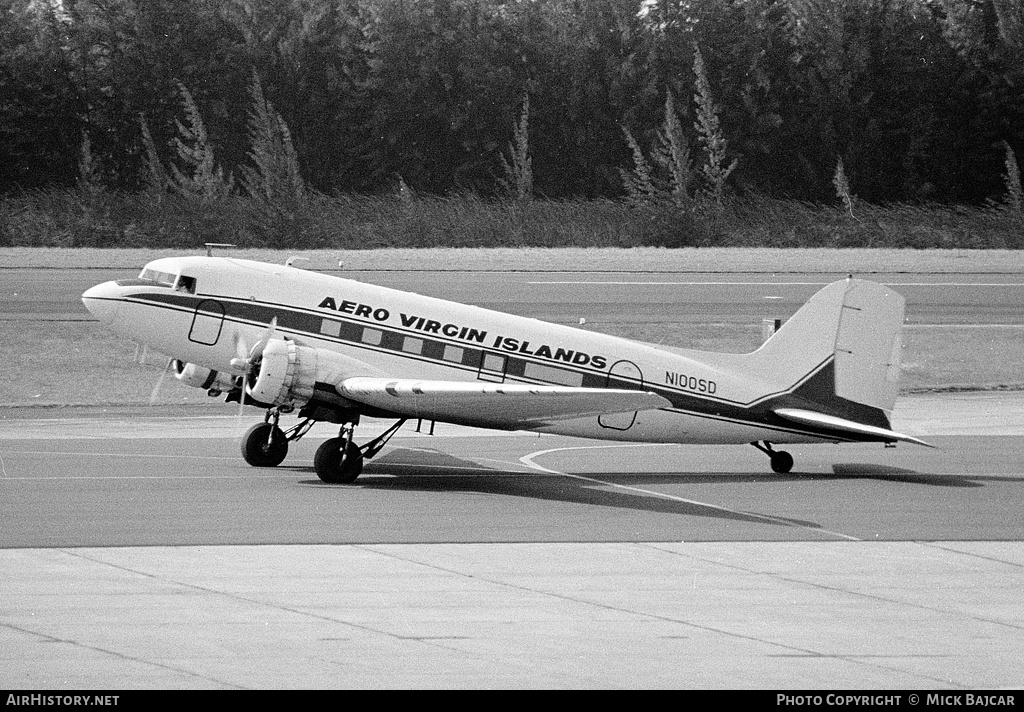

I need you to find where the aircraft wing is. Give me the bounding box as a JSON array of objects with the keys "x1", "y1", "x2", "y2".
[
  {"x1": 337, "y1": 377, "x2": 671, "y2": 428},
  {"x1": 773, "y1": 408, "x2": 934, "y2": 447}
]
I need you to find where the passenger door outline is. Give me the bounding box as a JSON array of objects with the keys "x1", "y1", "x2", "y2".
[
  {"x1": 599, "y1": 360, "x2": 643, "y2": 431},
  {"x1": 188, "y1": 299, "x2": 225, "y2": 346}
]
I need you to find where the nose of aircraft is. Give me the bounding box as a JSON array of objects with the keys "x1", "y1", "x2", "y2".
[{"x1": 81, "y1": 281, "x2": 121, "y2": 324}]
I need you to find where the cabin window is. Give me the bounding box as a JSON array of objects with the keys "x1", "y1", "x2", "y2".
[
  {"x1": 478, "y1": 352, "x2": 507, "y2": 383},
  {"x1": 524, "y1": 362, "x2": 583, "y2": 387},
  {"x1": 402, "y1": 337, "x2": 424, "y2": 355},
  {"x1": 176, "y1": 275, "x2": 197, "y2": 294},
  {"x1": 482, "y1": 353, "x2": 505, "y2": 371},
  {"x1": 361, "y1": 327, "x2": 382, "y2": 346},
  {"x1": 442, "y1": 345, "x2": 464, "y2": 363},
  {"x1": 320, "y1": 319, "x2": 341, "y2": 338}
]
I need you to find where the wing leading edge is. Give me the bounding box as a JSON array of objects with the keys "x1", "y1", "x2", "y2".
[{"x1": 338, "y1": 377, "x2": 671, "y2": 428}]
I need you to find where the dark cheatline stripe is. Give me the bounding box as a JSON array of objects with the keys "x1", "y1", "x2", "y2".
[{"x1": 124, "y1": 292, "x2": 888, "y2": 442}]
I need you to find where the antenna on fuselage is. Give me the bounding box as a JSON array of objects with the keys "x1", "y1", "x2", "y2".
[{"x1": 204, "y1": 242, "x2": 236, "y2": 257}]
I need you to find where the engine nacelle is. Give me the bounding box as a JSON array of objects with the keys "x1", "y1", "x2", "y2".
[
  {"x1": 245, "y1": 338, "x2": 383, "y2": 409},
  {"x1": 173, "y1": 360, "x2": 238, "y2": 394}
]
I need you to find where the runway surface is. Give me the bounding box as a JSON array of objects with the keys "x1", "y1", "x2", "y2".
[
  {"x1": 7, "y1": 267, "x2": 1024, "y2": 325},
  {"x1": 2, "y1": 263, "x2": 1023, "y2": 689}
]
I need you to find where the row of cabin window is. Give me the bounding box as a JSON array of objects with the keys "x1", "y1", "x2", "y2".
[{"x1": 318, "y1": 318, "x2": 583, "y2": 387}]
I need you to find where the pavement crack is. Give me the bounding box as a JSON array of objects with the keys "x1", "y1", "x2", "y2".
[{"x1": 0, "y1": 620, "x2": 245, "y2": 689}]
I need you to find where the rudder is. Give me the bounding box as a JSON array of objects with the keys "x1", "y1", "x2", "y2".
[{"x1": 833, "y1": 279, "x2": 905, "y2": 414}]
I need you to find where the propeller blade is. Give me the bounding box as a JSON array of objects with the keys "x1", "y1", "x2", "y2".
[
  {"x1": 148, "y1": 357, "x2": 175, "y2": 405},
  {"x1": 230, "y1": 328, "x2": 250, "y2": 372},
  {"x1": 236, "y1": 376, "x2": 247, "y2": 434},
  {"x1": 232, "y1": 318, "x2": 276, "y2": 435}
]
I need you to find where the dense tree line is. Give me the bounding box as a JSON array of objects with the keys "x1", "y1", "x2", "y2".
[{"x1": 1, "y1": 0, "x2": 1021, "y2": 205}]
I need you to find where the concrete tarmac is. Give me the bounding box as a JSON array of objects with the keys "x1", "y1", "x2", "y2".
[{"x1": 2, "y1": 393, "x2": 1023, "y2": 689}]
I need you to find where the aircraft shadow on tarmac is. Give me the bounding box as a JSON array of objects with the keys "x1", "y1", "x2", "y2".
[
  {"x1": 288, "y1": 449, "x2": 840, "y2": 531},
  {"x1": 572, "y1": 466, "x2": 986, "y2": 488},
  {"x1": 828, "y1": 463, "x2": 984, "y2": 487},
  {"x1": 293, "y1": 447, "x2": 988, "y2": 493}
]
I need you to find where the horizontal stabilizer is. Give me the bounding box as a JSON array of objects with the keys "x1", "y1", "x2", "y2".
[
  {"x1": 774, "y1": 408, "x2": 934, "y2": 448},
  {"x1": 339, "y1": 377, "x2": 671, "y2": 427}
]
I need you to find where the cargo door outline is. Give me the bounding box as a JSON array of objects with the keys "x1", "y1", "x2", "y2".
[
  {"x1": 599, "y1": 360, "x2": 643, "y2": 431},
  {"x1": 188, "y1": 299, "x2": 225, "y2": 345}
]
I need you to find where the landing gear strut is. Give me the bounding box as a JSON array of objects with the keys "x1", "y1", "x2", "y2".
[
  {"x1": 313, "y1": 419, "x2": 408, "y2": 485},
  {"x1": 240, "y1": 410, "x2": 408, "y2": 484},
  {"x1": 240, "y1": 409, "x2": 315, "y2": 468},
  {"x1": 751, "y1": 441, "x2": 794, "y2": 474}
]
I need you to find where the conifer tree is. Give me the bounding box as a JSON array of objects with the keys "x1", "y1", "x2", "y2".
[
  {"x1": 1002, "y1": 142, "x2": 1022, "y2": 213},
  {"x1": 77, "y1": 131, "x2": 102, "y2": 199},
  {"x1": 138, "y1": 113, "x2": 167, "y2": 197},
  {"x1": 169, "y1": 82, "x2": 232, "y2": 202},
  {"x1": 241, "y1": 72, "x2": 305, "y2": 206},
  {"x1": 498, "y1": 94, "x2": 533, "y2": 203},
  {"x1": 76, "y1": 130, "x2": 103, "y2": 246},
  {"x1": 620, "y1": 126, "x2": 657, "y2": 206},
  {"x1": 692, "y1": 45, "x2": 736, "y2": 207},
  {"x1": 621, "y1": 91, "x2": 695, "y2": 210},
  {"x1": 655, "y1": 91, "x2": 693, "y2": 211},
  {"x1": 833, "y1": 157, "x2": 856, "y2": 218},
  {"x1": 241, "y1": 71, "x2": 308, "y2": 245}
]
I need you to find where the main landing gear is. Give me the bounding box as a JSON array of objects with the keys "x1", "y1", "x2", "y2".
[
  {"x1": 312, "y1": 419, "x2": 407, "y2": 484},
  {"x1": 240, "y1": 410, "x2": 315, "y2": 468},
  {"x1": 239, "y1": 410, "x2": 408, "y2": 485},
  {"x1": 751, "y1": 441, "x2": 794, "y2": 474}
]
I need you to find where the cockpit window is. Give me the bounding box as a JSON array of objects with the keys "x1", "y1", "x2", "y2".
[
  {"x1": 127, "y1": 268, "x2": 198, "y2": 293},
  {"x1": 138, "y1": 268, "x2": 178, "y2": 287}
]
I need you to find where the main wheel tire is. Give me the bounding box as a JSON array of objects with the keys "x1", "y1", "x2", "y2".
[
  {"x1": 314, "y1": 438, "x2": 364, "y2": 484},
  {"x1": 770, "y1": 451, "x2": 794, "y2": 474},
  {"x1": 241, "y1": 422, "x2": 288, "y2": 467}
]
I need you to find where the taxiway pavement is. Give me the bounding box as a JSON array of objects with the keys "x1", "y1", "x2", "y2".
[{"x1": 1, "y1": 393, "x2": 1023, "y2": 689}]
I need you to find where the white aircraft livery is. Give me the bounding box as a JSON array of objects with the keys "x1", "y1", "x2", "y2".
[{"x1": 81, "y1": 254, "x2": 930, "y2": 483}]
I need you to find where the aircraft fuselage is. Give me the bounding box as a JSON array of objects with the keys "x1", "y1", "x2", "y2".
[{"x1": 81, "y1": 256, "x2": 869, "y2": 446}]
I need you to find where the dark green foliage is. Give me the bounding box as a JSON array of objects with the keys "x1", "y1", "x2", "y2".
[
  {"x1": 5, "y1": 189, "x2": 1022, "y2": 250},
  {"x1": 0, "y1": 0, "x2": 1021, "y2": 211}
]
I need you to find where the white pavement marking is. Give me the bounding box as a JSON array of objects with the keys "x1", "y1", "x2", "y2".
[
  {"x1": 903, "y1": 324, "x2": 1024, "y2": 328},
  {"x1": 519, "y1": 444, "x2": 861, "y2": 542},
  {"x1": 528, "y1": 280, "x2": 1024, "y2": 287}
]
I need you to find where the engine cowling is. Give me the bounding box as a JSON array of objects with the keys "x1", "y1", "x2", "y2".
[
  {"x1": 245, "y1": 339, "x2": 317, "y2": 408},
  {"x1": 244, "y1": 338, "x2": 385, "y2": 409},
  {"x1": 173, "y1": 360, "x2": 237, "y2": 394}
]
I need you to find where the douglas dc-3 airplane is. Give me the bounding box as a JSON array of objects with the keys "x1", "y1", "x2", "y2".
[{"x1": 81, "y1": 253, "x2": 930, "y2": 483}]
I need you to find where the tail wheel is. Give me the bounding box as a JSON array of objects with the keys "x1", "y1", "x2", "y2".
[
  {"x1": 770, "y1": 451, "x2": 794, "y2": 474},
  {"x1": 314, "y1": 438, "x2": 364, "y2": 484},
  {"x1": 241, "y1": 422, "x2": 288, "y2": 467}
]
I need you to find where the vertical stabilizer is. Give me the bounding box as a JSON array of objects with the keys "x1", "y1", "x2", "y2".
[{"x1": 747, "y1": 278, "x2": 906, "y2": 416}]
